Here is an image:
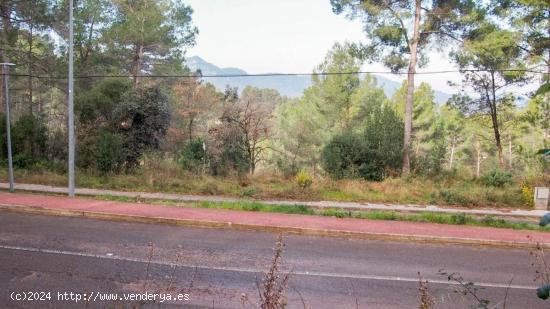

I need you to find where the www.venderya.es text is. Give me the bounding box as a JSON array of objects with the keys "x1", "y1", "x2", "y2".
[{"x1": 10, "y1": 291, "x2": 190, "y2": 303}]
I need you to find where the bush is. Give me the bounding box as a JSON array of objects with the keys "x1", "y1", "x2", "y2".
[
  {"x1": 207, "y1": 121, "x2": 250, "y2": 176},
  {"x1": 178, "y1": 138, "x2": 206, "y2": 172},
  {"x1": 521, "y1": 183, "x2": 534, "y2": 208},
  {"x1": 112, "y1": 85, "x2": 170, "y2": 168},
  {"x1": 96, "y1": 130, "x2": 125, "y2": 174},
  {"x1": 241, "y1": 186, "x2": 261, "y2": 197},
  {"x1": 7, "y1": 114, "x2": 47, "y2": 168},
  {"x1": 322, "y1": 104, "x2": 403, "y2": 181},
  {"x1": 481, "y1": 170, "x2": 513, "y2": 187},
  {"x1": 439, "y1": 189, "x2": 472, "y2": 206},
  {"x1": 201, "y1": 182, "x2": 220, "y2": 195},
  {"x1": 295, "y1": 170, "x2": 313, "y2": 189}
]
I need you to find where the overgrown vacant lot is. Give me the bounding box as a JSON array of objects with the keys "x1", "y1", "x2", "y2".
[{"x1": 1, "y1": 162, "x2": 537, "y2": 209}]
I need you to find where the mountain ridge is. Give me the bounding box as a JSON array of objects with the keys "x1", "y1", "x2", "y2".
[{"x1": 186, "y1": 56, "x2": 451, "y2": 103}]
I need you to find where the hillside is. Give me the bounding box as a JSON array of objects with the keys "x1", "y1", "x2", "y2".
[{"x1": 186, "y1": 56, "x2": 452, "y2": 103}]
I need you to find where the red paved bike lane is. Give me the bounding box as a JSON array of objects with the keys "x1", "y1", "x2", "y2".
[{"x1": 0, "y1": 191, "x2": 548, "y2": 248}]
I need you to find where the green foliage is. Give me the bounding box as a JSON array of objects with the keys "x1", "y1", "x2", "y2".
[
  {"x1": 295, "y1": 170, "x2": 313, "y2": 189},
  {"x1": 322, "y1": 103, "x2": 403, "y2": 181},
  {"x1": 178, "y1": 138, "x2": 206, "y2": 172},
  {"x1": 481, "y1": 170, "x2": 513, "y2": 187},
  {"x1": 535, "y1": 83, "x2": 550, "y2": 97},
  {"x1": 113, "y1": 86, "x2": 171, "y2": 168},
  {"x1": 96, "y1": 130, "x2": 125, "y2": 174},
  {"x1": 322, "y1": 131, "x2": 364, "y2": 179},
  {"x1": 439, "y1": 189, "x2": 472, "y2": 206},
  {"x1": 9, "y1": 115, "x2": 47, "y2": 168},
  {"x1": 330, "y1": 0, "x2": 481, "y2": 71},
  {"x1": 76, "y1": 79, "x2": 132, "y2": 127},
  {"x1": 241, "y1": 186, "x2": 261, "y2": 197},
  {"x1": 106, "y1": 0, "x2": 197, "y2": 80},
  {"x1": 413, "y1": 120, "x2": 447, "y2": 175}
]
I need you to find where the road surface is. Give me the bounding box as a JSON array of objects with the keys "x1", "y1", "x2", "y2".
[{"x1": 0, "y1": 212, "x2": 547, "y2": 308}]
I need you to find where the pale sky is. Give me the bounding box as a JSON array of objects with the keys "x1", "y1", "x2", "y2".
[{"x1": 184, "y1": 0, "x2": 470, "y2": 94}]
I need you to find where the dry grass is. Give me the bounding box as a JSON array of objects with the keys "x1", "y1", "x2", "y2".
[{"x1": 0, "y1": 164, "x2": 532, "y2": 209}]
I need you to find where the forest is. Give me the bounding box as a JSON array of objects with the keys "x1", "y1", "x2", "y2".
[{"x1": 0, "y1": 0, "x2": 549, "y2": 209}]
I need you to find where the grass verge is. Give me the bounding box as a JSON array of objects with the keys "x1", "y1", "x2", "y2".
[{"x1": 91, "y1": 194, "x2": 550, "y2": 232}]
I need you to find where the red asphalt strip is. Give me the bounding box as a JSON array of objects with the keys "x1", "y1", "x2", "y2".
[{"x1": 0, "y1": 191, "x2": 549, "y2": 245}]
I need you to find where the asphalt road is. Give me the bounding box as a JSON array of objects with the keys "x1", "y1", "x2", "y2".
[{"x1": 0, "y1": 212, "x2": 548, "y2": 309}]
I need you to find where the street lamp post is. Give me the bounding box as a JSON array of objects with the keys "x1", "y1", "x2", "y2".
[
  {"x1": 67, "y1": 0, "x2": 75, "y2": 197},
  {"x1": 1, "y1": 63, "x2": 16, "y2": 192}
]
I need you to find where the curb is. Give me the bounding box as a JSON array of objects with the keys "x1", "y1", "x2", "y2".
[
  {"x1": 0, "y1": 184, "x2": 546, "y2": 222},
  {"x1": 0, "y1": 203, "x2": 545, "y2": 250}
]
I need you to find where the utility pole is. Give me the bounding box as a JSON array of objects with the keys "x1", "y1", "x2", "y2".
[
  {"x1": 1, "y1": 63, "x2": 15, "y2": 192},
  {"x1": 67, "y1": 0, "x2": 75, "y2": 197}
]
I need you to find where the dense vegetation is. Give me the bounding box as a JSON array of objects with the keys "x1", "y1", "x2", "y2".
[{"x1": 0, "y1": 0, "x2": 549, "y2": 208}]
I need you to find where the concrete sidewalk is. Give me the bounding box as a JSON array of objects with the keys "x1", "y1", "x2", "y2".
[
  {"x1": 0, "y1": 182, "x2": 547, "y2": 220},
  {"x1": 0, "y1": 191, "x2": 549, "y2": 249}
]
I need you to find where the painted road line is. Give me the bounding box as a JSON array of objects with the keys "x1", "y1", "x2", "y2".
[{"x1": 0, "y1": 244, "x2": 536, "y2": 291}]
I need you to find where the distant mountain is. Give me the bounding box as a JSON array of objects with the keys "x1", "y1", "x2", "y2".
[{"x1": 186, "y1": 56, "x2": 451, "y2": 103}]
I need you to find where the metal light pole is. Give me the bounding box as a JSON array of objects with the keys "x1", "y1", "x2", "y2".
[
  {"x1": 1, "y1": 63, "x2": 15, "y2": 192},
  {"x1": 67, "y1": 0, "x2": 75, "y2": 197}
]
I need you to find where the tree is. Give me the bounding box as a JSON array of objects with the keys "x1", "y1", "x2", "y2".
[
  {"x1": 463, "y1": 116, "x2": 493, "y2": 177},
  {"x1": 172, "y1": 78, "x2": 220, "y2": 142},
  {"x1": 450, "y1": 24, "x2": 528, "y2": 169},
  {"x1": 311, "y1": 42, "x2": 362, "y2": 131},
  {"x1": 349, "y1": 74, "x2": 389, "y2": 129},
  {"x1": 392, "y1": 82, "x2": 438, "y2": 160},
  {"x1": 440, "y1": 104, "x2": 466, "y2": 170},
  {"x1": 493, "y1": 0, "x2": 550, "y2": 140},
  {"x1": 221, "y1": 87, "x2": 279, "y2": 175},
  {"x1": 0, "y1": 0, "x2": 56, "y2": 113},
  {"x1": 272, "y1": 96, "x2": 329, "y2": 175},
  {"x1": 106, "y1": 0, "x2": 197, "y2": 86},
  {"x1": 322, "y1": 101, "x2": 403, "y2": 181},
  {"x1": 112, "y1": 85, "x2": 170, "y2": 167},
  {"x1": 492, "y1": 0, "x2": 550, "y2": 153},
  {"x1": 331, "y1": 0, "x2": 481, "y2": 175}
]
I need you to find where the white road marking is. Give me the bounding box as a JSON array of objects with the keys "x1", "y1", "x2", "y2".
[{"x1": 0, "y1": 244, "x2": 537, "y2": 290}]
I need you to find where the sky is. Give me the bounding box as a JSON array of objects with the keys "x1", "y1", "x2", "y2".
[{"x1": 183, "y1": 0, "x2": 479, "y2": 95}]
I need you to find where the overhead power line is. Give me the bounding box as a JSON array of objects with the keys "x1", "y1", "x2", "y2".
[{"x1": 1, "y1": 68, "x2": 547, "y2": 80}]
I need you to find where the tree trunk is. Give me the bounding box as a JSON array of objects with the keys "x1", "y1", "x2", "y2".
[
  {"x1": 188, "y1": 117, "x2": 194, "y2": 142},
  {"x1": 402, "y1": 0, "x2": 421, "y2": 176},
  {"x1": 489, "y1": 71, "x2": 505, "y2": 169},
  {"x1": 449, "y1": 138, "x2": 455, "y2": 170},
  {"x1": 132, "y1": 44, "x2": 143, "y2": 86}
]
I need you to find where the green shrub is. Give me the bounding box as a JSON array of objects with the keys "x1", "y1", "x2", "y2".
[
  {"x1": 439, "y1": 189, "x2": 471, "y2": 206},
  {"x1": 7, "y1": 114, "x2": 48, "y2": 168},
  {"x1": 449, "y1": 213, "x2": 468, "y2": 225},
  {"x1": 241, "y1": 186, "x2": 260, "y2": 197},
  {"x1": 178, "y1": 138, "x2": 206, "y2": 172},
  {"x1": 321, "y1": 104, "x2": 403, "y2": 181},
  {"x1": 96, "y1": 130, "x2": 125, "y2": 174},
  {"x1": 481, "y1": 170, "x2": 513, "y2": 187},
  {"x1": 295, "y1": 170, "x2": 313, "y2": 189},
  {"x1": 112, "y1": 85, "x2": 170, "y2": 168}
]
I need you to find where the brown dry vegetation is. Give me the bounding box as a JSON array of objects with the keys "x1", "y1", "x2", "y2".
[{"x1": 0, "y1": 158, "x2": 536, "y2": 209}]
